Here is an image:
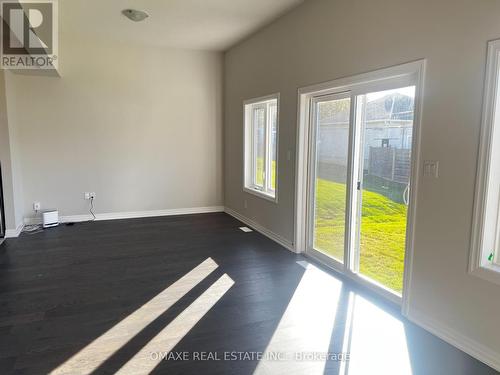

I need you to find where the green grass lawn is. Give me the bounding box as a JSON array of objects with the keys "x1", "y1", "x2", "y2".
[
  {"x1": 314, "y1": 178, "x2": 407, "y2": 293},
  {"x1": 255, "y1": 158, "x2": 276, "y2": 189}
]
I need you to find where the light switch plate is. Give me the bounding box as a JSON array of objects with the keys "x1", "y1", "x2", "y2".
[{"x1": 423, "y1": 160, "x2": 439, "y2": 178}]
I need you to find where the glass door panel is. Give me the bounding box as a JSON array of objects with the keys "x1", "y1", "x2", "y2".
[
  {"x1": 311, "y1": 95, "x2": 351, "y2": 263},
  {"x1": 354, "y1": 86, "x2": 416, "y2": 294}
]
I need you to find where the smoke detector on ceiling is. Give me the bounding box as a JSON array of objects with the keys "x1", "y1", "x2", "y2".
[{"x1": 122, "y1": 9, "x2": 149, "y2": 22}]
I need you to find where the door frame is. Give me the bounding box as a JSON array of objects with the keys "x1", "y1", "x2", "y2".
[
  {"x1": 294, "y1": 60, "x2": 426, "y2": 314},
  {"x1": 0, "y1": 163, "x2": 5, "y2": 239}
]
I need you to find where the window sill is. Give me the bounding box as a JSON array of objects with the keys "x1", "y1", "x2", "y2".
[
  {"x1": 469, "y1": 263, "x2": 500, "y2": 286},
  {"x1": 243, "y1": 187, "x2": 278, "y2": 203}
]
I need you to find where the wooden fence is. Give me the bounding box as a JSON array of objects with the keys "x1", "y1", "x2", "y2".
[{"x1": 368, "y1": 147, "x2": 411, "y2": 184}]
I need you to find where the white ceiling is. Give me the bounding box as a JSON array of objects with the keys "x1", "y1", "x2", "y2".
[{"x1": 62, "y1": 0, "x2": 305, "y2": 51}]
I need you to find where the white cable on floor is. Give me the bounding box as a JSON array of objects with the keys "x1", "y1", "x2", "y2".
[{"x1": 23, "y1": 224, "x2": 43, "y2": 234}]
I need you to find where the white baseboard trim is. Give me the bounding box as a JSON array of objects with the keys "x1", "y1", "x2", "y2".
[
  {"x1": 5, "y1": 222, "x2": 24, "y2": 238},
  {"x1": 224, "y1": 207, "x2": 296, "y2": 253},
  {"x1": 407, "y1": 308, "x2": 500, "y2": 372},
  {"x1": 24, "y1": 206, "x2": 225, "y2": 225}
]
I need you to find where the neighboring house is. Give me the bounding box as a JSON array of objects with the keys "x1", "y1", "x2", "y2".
[{"x1": 317, "y1": 92, "x2": 414, "y2": 187}]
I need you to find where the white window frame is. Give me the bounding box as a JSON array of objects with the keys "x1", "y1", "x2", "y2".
[
  {"x1": 470, "y1": 39, "x2": 500, "y2": 285},
  {"x1": 243, "y1": 93, "x2": 279, "y2": 202}
]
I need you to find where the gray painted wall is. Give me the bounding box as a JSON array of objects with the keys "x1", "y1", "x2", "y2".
[
  {"x1": 0, "y1": 71, "x2": 16, "y2": 230},
  {"x1": 224, "y1": 0, "x2": 500, "y2": 364},
  {"x1": 5, "y1": 33, "x2": 224, "y2": 219},
  {"x1": 0, "y1": 70, "x2": 23, "y2": 231}
]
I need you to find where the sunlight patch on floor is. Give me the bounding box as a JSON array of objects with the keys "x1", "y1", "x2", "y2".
[
  {"x1": 115, "y1": 273, "x2": 235, "y2": 374},
  {"x1": 50, "y1": 257, "x2": 219, "y2": 375},
  {"x1": 345, "y1": 296, "x2": 412, "y2": 375},
  {"x1": 254, "y1": 263, "x2": 342, "y2": 374}
]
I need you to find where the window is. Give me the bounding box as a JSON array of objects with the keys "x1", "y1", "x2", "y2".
[
  {"x1": 243, "y1": 94, "x2": 279, "y2": 201},
  {"x1": 471, "y1": 39, "x2": 500, "y2": 284}
]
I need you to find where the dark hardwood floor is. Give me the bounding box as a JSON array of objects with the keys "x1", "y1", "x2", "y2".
[{"x1": 0, "y1": 213, "x2": 497, "y2": 375}]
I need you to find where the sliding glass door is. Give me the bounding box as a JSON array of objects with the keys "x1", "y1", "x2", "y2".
[
  {"x1": 306, "y1": 80, "x2": 417, "y2": 299},
  {"x1": 354, "y1": 87, "x2": 416, "y2": 294},
  {"x1": 310, "y1": 94, "x2": 351, "y2": 264}
]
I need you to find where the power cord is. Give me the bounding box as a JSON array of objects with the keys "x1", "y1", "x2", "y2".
[
  {"x1": 23, "y1": 198, "x2": 96, "y2": 231},
  {"x1": 23, "y1": 208, "x2": 43, "y2": 234},
  {"x1": 23, "y1": 223, "x2": 43, "y2": 234},
  {"x1": 89, "y1": 196, "x2": 96, "y2": 221}
]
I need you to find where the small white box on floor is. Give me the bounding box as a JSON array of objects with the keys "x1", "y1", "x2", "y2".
[{"x1": 42, "y1": 210, "x2": 59, "y2": 228}]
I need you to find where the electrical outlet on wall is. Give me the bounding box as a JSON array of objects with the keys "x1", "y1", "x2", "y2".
[
  {"x1": 84, "y1": 192, "x2": 96, "y2": 200},
  {"x1": 33, "y1": 202, "x2": 41, "y2": 211}
]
